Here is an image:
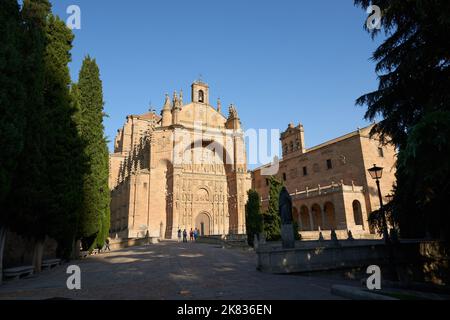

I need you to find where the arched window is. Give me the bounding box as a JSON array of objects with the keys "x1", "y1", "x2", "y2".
[
  {"x1": 295, "y1": 140, "x2": 300, "y2": 150},
  {"x1": 198, "y1": 90, "x2": 205, "y2": 103},
  {"x1": 353, "y1": 200, "x2": 364, "y2": 226}
]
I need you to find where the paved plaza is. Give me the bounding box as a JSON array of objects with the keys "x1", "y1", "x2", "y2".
[{"x1": 0, "y1": 242, "x2": 353, "y2": 300}]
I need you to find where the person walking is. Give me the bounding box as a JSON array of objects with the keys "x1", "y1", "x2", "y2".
[
  {"x1": 183, "y1": 229, "x2": 188, "y2": 243},
  {"x1": 194, "y1": 228, "x2": 199, "y2": 242},
  {"x1": 104, "y1": 238, "x2": 111, "y2": 252},
  {"x1": 190, "y1": 228, "x2": 194, "y2": 242},
  {"x1": 177, "y1": 229, "x2": 182, "y2": 243}
]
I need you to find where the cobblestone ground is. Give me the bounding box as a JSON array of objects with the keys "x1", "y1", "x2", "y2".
[{"x1": 0, "y1": 242, "x2": 352, "y2": 300}]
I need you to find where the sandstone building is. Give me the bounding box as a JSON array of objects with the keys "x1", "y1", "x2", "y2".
[
  {"x1": 109, "y1": 81, "x2": 251, "y2": 239},
  {"x1": 252, "y1": 124, "x2": 397, "y2": 239}
]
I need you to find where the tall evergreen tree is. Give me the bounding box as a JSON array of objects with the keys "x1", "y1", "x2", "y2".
[
  {"x1": 0, "y1": 0, "x2": 26, "y2": 205},
  {"x1": 393, "y1": 111, "x2": 450, "y2": 241},
  {"x1": 0, "y1": 0, "x2": 27, "y2": 285},
  {"x1": 2, "y1": 0, "x2": 53, "y2": 272},
  {"x1": 355, "y1": 1, "x2": 450, "y2": 242},
  {"x1": 245, "y1": 189, "x2": 263, "y2": 247},
  {"x1": 76, "y1": 57, "x2": 110, "y2": 250},
  {"x1": 263, "y1": 177, "x2": 283, "y2": 241},
  {"x1": 355, "y1": 0, "x2": 450, "y2": 148},
  {"x1": 3, "y1": 0, "x2": 86, "y2": 264},
  {"x1": 42, "y1": 14, "x2": 86, "y2": 258},
  {"x1": 5, "y1": 0, "x2": 51, "y2": 240}
]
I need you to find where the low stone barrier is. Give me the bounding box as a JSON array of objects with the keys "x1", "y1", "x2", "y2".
[
  {"x1": 196, "y1": 235, "x2": 249, "y2": 249},
  {"x1": 108, "y1": 237, "x2": 159, "y2": 251},
  {"x1": 257, "y1": 241, "x2": 391, "y2": 273},
  {"x1": 256, "y1": 240, "x2": 449, "y2": 286}
]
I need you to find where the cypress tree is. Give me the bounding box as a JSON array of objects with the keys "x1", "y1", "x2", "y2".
[
  {"x1": 245, "y1": 190, "x2": 263, "y2": 247},
  {"x1": 5, "y1": 0, "x2": 51, "y2": 240},
  {"x1": 3, "y1": 1, "x2": 86, "y2": 263},
  {"x1": 76, "y1": 57, "x2": 110, "y2": 250},
  {"x1": 263, "y1": 177, "x2": 283, "y2": 241},
  {"x1": 2, "y1": 0, "x2": 52, "y2": 272},
  {"x1": 0, "y1": 0, "x2": 26, "y2": 205},
  {"x1": 0, "y1": 0, "x2": 27, "y2": 284},
  {"x1": 42, "y1": 14, "x2": 86, "y2": 258}
]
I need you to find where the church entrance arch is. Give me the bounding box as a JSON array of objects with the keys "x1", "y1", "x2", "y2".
[{"x1": 195, "y1": 212, "x2": 211, "y2": 236}]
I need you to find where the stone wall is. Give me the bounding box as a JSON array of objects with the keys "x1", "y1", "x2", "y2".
[
  {"x1": 107, "y1": 237, "x2": 159, "y2": 251},
  {"x1": 256, "y1": 240, "x2": 449, "y2": 286},
  {"x1": 3, "y1": 232, "x2": 58, "y2": 268}
]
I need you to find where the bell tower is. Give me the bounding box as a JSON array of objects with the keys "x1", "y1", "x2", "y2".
[
  {"x1": 281, "y1": 123, "x2": 306, "y2": 157},
  {"x1": 191, "y1": 80, "x2": 209, "y2": 105}
]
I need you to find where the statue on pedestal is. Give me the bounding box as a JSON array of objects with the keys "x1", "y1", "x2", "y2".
[{"x1": 279, "y1": 187, "x2": 295, "y2": 249}]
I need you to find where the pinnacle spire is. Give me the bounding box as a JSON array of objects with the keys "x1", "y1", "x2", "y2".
[
  {"x1": 229, "y1": 104, "x2": 238, "y2": 119},
  {"x1": 217, "y1": 98, "x2": 222, "y2": 113},
  {"x1": 163, "y1": 93, "x2": 171, "y2": 111}
]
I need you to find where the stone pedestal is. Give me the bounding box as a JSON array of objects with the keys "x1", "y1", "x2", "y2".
[{"x1": 281, "y1": 224, "x2": 295, "y2": 249}]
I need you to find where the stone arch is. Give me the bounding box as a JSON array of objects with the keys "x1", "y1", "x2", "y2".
[
  {"x1": 198, "y1": 90, "x2": 205, "y2": 103},
  {"x1": 195, "y1": 211, "x2": 211, "y2": 236},
  {"x1": 186, "y1": 139, "x2": 233, "y2": 167},
  {"x1": 324, "y1": 202, "x2": 337, "y2": 230},
  {"x1": 300, "y1": 205, "x2": 311, "y2": 231},
  {"x1": 311, "y1": 204, "x2": 323, "y2": 231},
  {"x1": 353, "y1": 200, "x2": 364, "y2": 227},
  {"x1": 196, "y1": 187, "x2": 210, "y2": 202}
]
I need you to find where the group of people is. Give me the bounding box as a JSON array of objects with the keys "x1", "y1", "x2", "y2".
[{"x1": 177, "y1": 228, "x2": 200, "y2": 243}]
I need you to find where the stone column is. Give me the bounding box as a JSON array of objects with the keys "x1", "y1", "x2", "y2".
[
  {"x1": 309, "y1": 211, "x2": 314, "y2": 231},
  {"x1": 171, "y1": 171, "x2": 182, "y2": 239},
  {"x1": 321, "y1": 209, "x2": 326, "y2": 230}
]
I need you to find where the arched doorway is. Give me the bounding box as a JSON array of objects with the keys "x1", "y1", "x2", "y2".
[
  {"x1": 353, "y1": 200, "x2": 364, "y2": 228},
  {"x1": 300, "y1": 206, "x2": 311, "y2": 231},
  {"x1": 324, "y1": 202, "x2": 337, "y2": 230},
  {"x1": 195, "y1": 212, "x2": 211, "y2": 236},
  {"x1": 311, "y1": 204, "x2": 323, "y2": 230}
]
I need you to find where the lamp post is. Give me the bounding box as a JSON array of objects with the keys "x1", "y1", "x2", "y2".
[{"x1": 368, "y1": 164, "x2": 390, "y2": 244}]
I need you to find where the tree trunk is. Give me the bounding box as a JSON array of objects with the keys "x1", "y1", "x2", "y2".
[
  {"x1": 72, "y1": 239, "x2": 81, "y2": 260},
  {"x1": 32, "y1": 238, "x2": 45, "y2": 274},
  {"x1": 0, "y1": 226, "x2": 7, "y2": 285}
]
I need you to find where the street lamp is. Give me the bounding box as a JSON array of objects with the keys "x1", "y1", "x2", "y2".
[{"x1": 368, "y1": 164, "x2": 390, "y2": 243}]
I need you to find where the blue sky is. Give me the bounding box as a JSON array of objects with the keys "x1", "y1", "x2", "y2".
[{"x1": 48, "y1": 0, "x2": 383, "y2": 168}]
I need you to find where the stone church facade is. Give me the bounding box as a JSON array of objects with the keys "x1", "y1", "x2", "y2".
[
  {"x1": 109, "y1": 81, "x2": 251, "y2": 239},
  {"x1": 252, "y1": 124, "x2": 397, "y2": 240}
]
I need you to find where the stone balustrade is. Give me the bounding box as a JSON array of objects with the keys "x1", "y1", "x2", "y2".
[{"x1": 261, "y1": 182, "x2": 364, "y2": 203}]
